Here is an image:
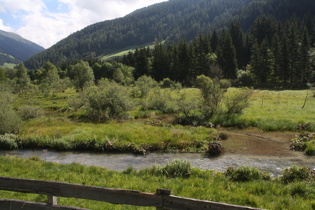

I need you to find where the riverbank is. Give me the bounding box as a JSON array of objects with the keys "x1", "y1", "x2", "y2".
[{"x1": 0, "y1": 156, "x2": 314, "y2": 210}]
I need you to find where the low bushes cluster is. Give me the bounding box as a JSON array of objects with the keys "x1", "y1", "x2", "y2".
[
  {"x1": 225, "y1": 166, "x2": 271, "y2": 182},
  {"x1": 290, "y1": 132, "x2": 315, "y2": 155},
  {"x1": 280, "y1": 166, "x2": 314, "y2": 183},
  {"x1": 18, "y1": 105, "x2": 44, "y2": 120},
  {"x1": 140, "y1": 159, "x2": 192, "y2": 178},
  {"x1": 0, "y1": 134, "x2": 18, "y2": 150},
  {"x1": 206, "y1": 141, "x2": 224, "y2": 157}
]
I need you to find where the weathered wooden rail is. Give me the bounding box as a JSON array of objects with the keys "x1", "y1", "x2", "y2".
[{"x1": 0, "y1": 176, "x2": 263, "y2": 210}]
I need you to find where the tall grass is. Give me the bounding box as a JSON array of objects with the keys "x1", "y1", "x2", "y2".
[
  {"x1": 0, "y1": 156, "x2": 315, "y2": 210},
  {"x1": 16, "y1": 117, "x2": 215, "y2": 153}
]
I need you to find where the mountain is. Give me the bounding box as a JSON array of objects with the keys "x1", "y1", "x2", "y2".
[
  {"x1": 24, "y1": 0, "x2": 315, "y2": 69},
  {"x1": 0, "y1": 30, "x2": 45, "y2": 65}
]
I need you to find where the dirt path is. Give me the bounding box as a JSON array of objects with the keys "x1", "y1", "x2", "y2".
[{"x1": 220, "y1": 128, "x2": 296, "y2": 156}]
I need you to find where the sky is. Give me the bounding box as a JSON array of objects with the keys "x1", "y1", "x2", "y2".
[{"x1": 0, "y1": 0, "x2": 166, "y2": 48}]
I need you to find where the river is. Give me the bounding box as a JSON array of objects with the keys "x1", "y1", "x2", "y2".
[{"x1": 1, "y1": 149, "x2": 314, "y2": 176}]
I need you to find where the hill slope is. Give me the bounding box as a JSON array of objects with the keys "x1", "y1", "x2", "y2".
[
  {"x1": 24, "y1": 0, "x2": 315, "y2": 69},
  {"x1": 0, "y1": 30, "x2": 44, "y2": 65}
]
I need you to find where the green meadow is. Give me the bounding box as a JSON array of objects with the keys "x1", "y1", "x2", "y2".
[{"x1": 3, "y1": 88, "x2": 315, "y2": 154}]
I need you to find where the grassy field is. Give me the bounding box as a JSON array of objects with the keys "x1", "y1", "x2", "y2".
[
  {"x1": 3, "y1": 88, "x2": 314, "y2": 154},
  {"x1": 0, "y1": 156, "x2": 314, "y2": 210},
  {"x1": 241, "y1": 89, "x2": 315, "y2": 131}
]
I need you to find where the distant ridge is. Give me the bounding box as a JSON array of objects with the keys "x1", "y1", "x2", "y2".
[
  {"x1": 24, "y1": 0, "x2": 315, "y2": 69},
  {"x1": 0, "y1": 30, "x2": 44, "y2": 65}
]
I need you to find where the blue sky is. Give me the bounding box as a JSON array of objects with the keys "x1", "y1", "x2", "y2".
[{"x1": 0, "y1": 0, "x2": 166, "y2": 48}]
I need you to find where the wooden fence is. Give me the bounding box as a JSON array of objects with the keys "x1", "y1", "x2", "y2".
[{"x1": 0, "y1": 176, "x2": 263, "y2": 210}]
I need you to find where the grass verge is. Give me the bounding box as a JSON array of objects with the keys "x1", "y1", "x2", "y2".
[{"x1": 0, "y1": 156, "x2": 315, "y2": 210}]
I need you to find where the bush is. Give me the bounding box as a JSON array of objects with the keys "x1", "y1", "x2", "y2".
[
  {"x1": 142, "y1": 159, "x2": 192, "y2": 178},
  {"x1": 86, "y1": 81, "x2": 134, "y2": 122},
  {"x1": 305, "y1": 141, "x2": 315, "y2": 155},
  {"x1": 206, "y1": 141, "x2": 224, "y2": 157},
  {"x1": 146, "y1": 88, "x2": 176, "y2": 113},
  {"x1": 290, "y1": 132, "x2": 314, "y2": 151},
  {"x1": 18, "y1": 105, "x2": 44, "y2": 120},
  {"x1": 0, "y1": 92, "x2": 21, "y2": 134},
  {"x1": 225, "y1": 166, "x2": 271, "y2": 182},
  {"x1": 0, "y1": 134, "x2": 18, "y2": 150},
  {"x1": 159, "y1": 78, "x2": 182, "y2": 90},
  {"x1": 133, "y1": 75, "x2": 158, "y2": 98},
  {"x1": 223, "y1": 88, "x2": 253, "y2": 115},
  {"x1": 280, "y1": 166, "x2": 311, "y2": 183}
]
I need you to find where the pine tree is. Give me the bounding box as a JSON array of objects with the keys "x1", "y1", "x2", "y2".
[
  {"x1": 152, "y1": 43, "x2": 170, "y2": 81},
  {"x1": 218, "y1": 32, "x2": 237, "y2": 80},
  {"x1": 229, "y1": 22, "x2": 245, "y2": 68},
  {"x1": 15, "y1": 63, "x2": 31, "y2": 94},
  {"x1": 299, "y1": 26, "x2": 311, "y2": 85}
]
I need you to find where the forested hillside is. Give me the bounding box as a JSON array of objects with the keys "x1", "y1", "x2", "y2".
[
  {"x1": 0, "y1": 30, "x2": 44, "y2": 65},
  {"x1": 25, "y1": 0, "x2": 315, "y2": 70}
]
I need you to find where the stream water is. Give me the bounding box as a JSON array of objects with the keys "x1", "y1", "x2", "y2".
[{"x1": 1, "y1": 150, "x2": 314, "y2": 176}]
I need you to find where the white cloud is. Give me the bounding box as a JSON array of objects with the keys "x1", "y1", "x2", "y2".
[{"x1": 0, "y1": 0, "x2": 166, "y2": 48}]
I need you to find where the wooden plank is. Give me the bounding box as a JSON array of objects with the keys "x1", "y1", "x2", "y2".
[
  {"x1": 162, "y1": 195, "x2": 265, "y2": 210},
  {"x1": 47, "y1": 195, "x2": 58, "y2": 205},
  {"x1": 0, "y1": 199, "x2": 88, "y2": 210},
  {"x1": 0, "y1": 176, "x2": 160, "y2": 207}
]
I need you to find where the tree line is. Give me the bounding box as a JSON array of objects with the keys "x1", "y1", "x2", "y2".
[
  {"x1": 120, "y1": 16, "x2": 315, "y2": 88},
  {"x1": 24, "y1": 0, "x2": 315, "y2": 70}
]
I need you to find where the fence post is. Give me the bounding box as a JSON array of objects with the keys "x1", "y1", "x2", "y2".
[
  {"x1": 156, "y1": 188, "x2": 171, "y2": 210},
  {"x1": 47, "y1": 195, "x2": 58, "y2": 205}
]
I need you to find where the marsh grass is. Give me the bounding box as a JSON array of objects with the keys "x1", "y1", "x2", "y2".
[
  {"x1": 8, "y1": 88, "x2": 315, "y2": 153},
  {"x1": 0, "y1": 156, "x2": 315, "y2": 210},
  {"x1": 17, "y1": 117, "x2": 214, "y2": 153},
  {"x1": 241, "y1": 90, "x2": 315, "y2": 131}
]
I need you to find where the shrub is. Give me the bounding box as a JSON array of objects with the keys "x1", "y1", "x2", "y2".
[
  {"x1": 225, "y1": 166, "x2": 271, "y2": 182},
  {"x1": 0, "y1": 92, "x2": 22, "y2": 134},
  {"x1": 0, "y1": 134, "x2": 18, "y2": 150},
  {"x1": 196, "y1": 75, "x2": 229, "y2": 119},
  {"x1": 280, "y1": 166, "x2": 311, "y2": 183},
  {"x1": 162, "y1": 159, "x2": 192, "y2": 178},
  {"x1": 206, "y1": 141, "x2": 224, "y2": 157},
  {"x1": 223, "y1": 88, "x2": 253, "y2": 115},
  {"x1": 218, "y1": 132, "x2": 228, "y2": 140},
  {"x1": 86, "y1": 81, "x2": 134, "y2": 122},
  {"x1": 141, "y1": 159, "x2": 192, "y2": 178},
  {"x1": 146, "y1": 88, "x2": 176, "y2": 113},
  {"x1": 18, "y1": 105, "x2": 44, "y2": 120},
  {"x1": 290, "y1": 132, "x2": 314, "y2": 151},
  {"x1": 305, "y1": 140, "x2": 315, "y2": 156},
  {"x1": 133, "y1": 75, "x2": 158, "y2": 98}
]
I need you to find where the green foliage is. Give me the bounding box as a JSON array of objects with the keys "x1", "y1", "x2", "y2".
[
  {"x1": 68, "y1": 61, "x2": 95, "y2": 91},
  {"x1": 0, "y1": 91, "x2": 22, "y2": 134},
  {"x1": 133, "y1": 75, "x2": 158, "y2": 98},
  {"x1": 18, "y1": 105, "x2": 44, "y2": 120},
  {"x1": 196, "y1": 75, "x2": 229, "y2": 119},
  {"x1": 37, "y1": 62, "x2": 61, "y2": 96},
  {"x1": 86, "y1": 80, "x2": 134, "y2": 122},
  {"x1": 290, "y1": 132, "x2": 314, "y2": 152},
  {"x1": 0, "y1": 67, "x2": 6, "y2": 82},
  {"x1": 305, "y1": 140, "x2": 315, "y2": 156},
  {"x1": 280, "y1": 166, "x2": 312, "y2": 183},
  {"x1": 146, "y1": 88, "x2": 176, "y2": 113},
  {"x1": 224, "y1": 88, "x2": 253, "y2": 115},
  {"x1": 234, "y1": 69, "x2": 255, "y2": 87},
  {"x1": 159, "y1": 78, "x2": 181, "y2": 89},
  {"x1": 14, "y1": 63, "x2": 31, "y2": 94},
  {"x1": 225, "y1": 166, "x2": 271, "y2": 182},
  {"x1": 141, "y1": 159, "x2": 192, "y2": 178},
  {"x1": 0, "y1": 134, "x2": 18, "y2": 149}
]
